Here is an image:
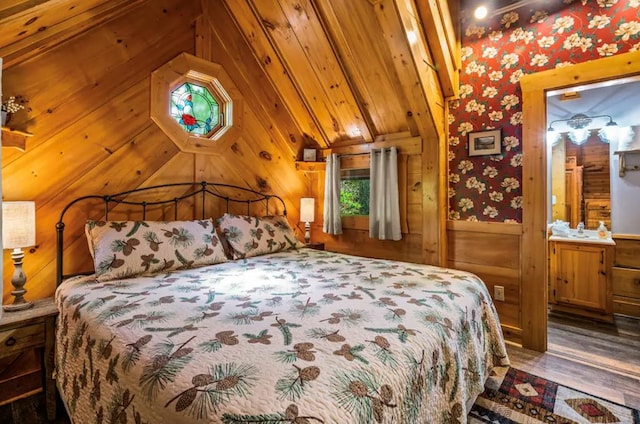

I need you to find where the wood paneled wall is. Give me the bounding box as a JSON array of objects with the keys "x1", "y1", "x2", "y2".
[
  {"x1": 446, "y1": 221, "x2": 523, "y2": 342},
  {"x1": 1, "y1": 0, "x2": 308, "y2": 303}
]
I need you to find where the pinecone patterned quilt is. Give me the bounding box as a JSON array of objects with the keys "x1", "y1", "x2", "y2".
[{"x1": 55, "y1": 248, "x2": 509, "y2": 424}]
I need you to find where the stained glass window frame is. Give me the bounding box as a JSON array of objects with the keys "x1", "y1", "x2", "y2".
[{"x1": 150, "y1": 52, "x2": 244, "y2": 155}]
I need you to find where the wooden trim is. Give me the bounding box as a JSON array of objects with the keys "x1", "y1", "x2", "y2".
[
  {"x1": 295, "y1": 161, "x2": 325, "y2": 172},
  {"x1": 413, "y1": 0, "x2": 459, "y2": 98},
  {"x1": 519, "y1": 50, "x2": 640, "y2": 352},
  {"x1": 446, "y1": 261, "x2": 520, "y2": 279},
  {"x1": 446, "y1": 220, "x2": 523, "y2": 235},
  {"x1": 612, "y1": 233, "x2": 640, "y2": 241},
  {"x1": 326, "y1": 132, "x2": 422, "y2": 156}
]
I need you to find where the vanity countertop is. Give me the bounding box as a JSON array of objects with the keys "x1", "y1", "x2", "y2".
[{"x1": 549, "y1": 229, "x2": 616, "y2": 246}]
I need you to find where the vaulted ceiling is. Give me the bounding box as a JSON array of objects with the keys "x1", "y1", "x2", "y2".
[{"x1": 1, "y1": 0, "x2": 460, "y2": 152}]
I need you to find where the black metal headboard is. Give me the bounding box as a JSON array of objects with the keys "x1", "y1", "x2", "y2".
[{"x1": 56, "y1": 181, "x2": 287, "y2": 286}]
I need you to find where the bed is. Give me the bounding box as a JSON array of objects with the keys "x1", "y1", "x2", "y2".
[{"x1": 54, "y1": 182, "x2": 509, "y2": 424}]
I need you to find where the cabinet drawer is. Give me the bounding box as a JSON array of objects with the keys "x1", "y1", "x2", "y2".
[
  {"x1": 0, "y1": 322, "x2": 45, "y2": 358},
  {"x1": 613, "y1": 239, "x2": 640, "y2": 268},
  {"x1": 612, "y1": 267, "x2": 640, "y2": 298},
  {"x1": 613, "y1": 296, "x2": 640, "y2": 318}
]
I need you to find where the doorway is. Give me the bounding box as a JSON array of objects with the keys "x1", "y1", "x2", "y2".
[{"x1": 519, "y1": 50, "x2": 640, "y2": 352}]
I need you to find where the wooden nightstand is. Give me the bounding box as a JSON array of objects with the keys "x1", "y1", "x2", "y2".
[
  {"x1": 306, "y1": 242, "x2": 325, "y2": 251},
  {"x1": 0, "y1": 297, "x2": 58, "y2": 420}
]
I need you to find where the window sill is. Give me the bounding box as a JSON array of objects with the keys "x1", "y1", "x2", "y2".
[{"x1": 341, "y1": 215, "x2": 369, "y2": 231}]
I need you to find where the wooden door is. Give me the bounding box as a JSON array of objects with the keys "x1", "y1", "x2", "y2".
[
  {"x1": 564, "y1": 165, "x2": 583, "y2": 228},
  {"x1": 551, "y1": 242, "x2": 607, "y2": 311}
]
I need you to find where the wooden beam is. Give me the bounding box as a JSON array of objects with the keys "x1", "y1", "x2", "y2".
[
  {"x1": 371, "y1": 0, "x2": 446, "y2": 266},
  {"x1": 413, "y1": 0, "x2": 460, "y2": 98}
]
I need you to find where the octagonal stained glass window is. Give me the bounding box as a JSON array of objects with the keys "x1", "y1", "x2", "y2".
[{"x1": 170, "y1": 82, "x2": 221, "y2": 136}]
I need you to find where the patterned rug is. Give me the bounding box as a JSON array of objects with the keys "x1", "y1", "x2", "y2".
[{"x1": 469, "y1": 367, "x2": 640, "y2": 423}]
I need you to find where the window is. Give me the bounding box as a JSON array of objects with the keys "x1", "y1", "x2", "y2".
[
  {"x1": 150, "y1": 53, "x2": 244, "y2": 155},
  {"x1": 340, "y1": 168, "x2": 370, "y2": 216},
  {"x1": 170, "y1": 82, "x2": 221, "y2": 136}
]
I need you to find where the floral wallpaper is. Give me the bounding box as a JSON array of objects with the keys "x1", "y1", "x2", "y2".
[{"x1": 448, "y1": 0, "x2": 640, "y2": 222}]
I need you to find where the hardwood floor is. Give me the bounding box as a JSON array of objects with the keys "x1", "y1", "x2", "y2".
[
  {"x1": 2, "y1": 313, "x2": 638, "y2": 423},
  {"x1": 508, "y1": 312, "x2": 640, "y2": 410}
]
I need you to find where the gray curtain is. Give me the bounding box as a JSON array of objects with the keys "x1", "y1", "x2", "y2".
[
  {"x1": 323, "y1": 153, "x2": 342, "y2": 235},
  {"x1": 369, "y1": 147, "x2": 401, "y2": 240}
]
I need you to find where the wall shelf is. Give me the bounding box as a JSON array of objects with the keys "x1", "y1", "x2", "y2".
[
  {"x1": 1, "y1": 126, "x2": 33, "y2": 151},
  {"x1": 295, "y1": 161, "x2": 325, "y2": 172},
  {"x1": 614, "y1": 149, "x2": 640, "y2": 177}
]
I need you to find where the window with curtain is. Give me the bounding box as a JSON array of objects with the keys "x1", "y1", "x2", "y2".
[{"x1": 340, "y1": 168, "x2": 370, "y2": 216}]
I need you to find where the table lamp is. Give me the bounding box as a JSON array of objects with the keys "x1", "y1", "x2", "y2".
[
  {"x1": 300, "y1": 198, "x2": 315, "y2": 245},
  {"x1": 3, "y1": 201, "x2": 36, "y2": 312}
]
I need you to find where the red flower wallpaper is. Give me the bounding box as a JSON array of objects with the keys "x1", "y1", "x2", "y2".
[{"x1": 448, "y1": 0, "x2": 640, "y2": 222}]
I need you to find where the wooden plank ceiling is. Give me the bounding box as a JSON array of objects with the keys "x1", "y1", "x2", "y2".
[{"x1": 1, "y1": 0, "x2": 459, "y2": 150}]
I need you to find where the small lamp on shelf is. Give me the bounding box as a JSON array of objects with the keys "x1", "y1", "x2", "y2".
[
  {"x1": 300, "y1": 198, "x2": 315, "y2": 245},
  {"x1": 2, "y1": 201, "x2": 36, "y2": 312}
]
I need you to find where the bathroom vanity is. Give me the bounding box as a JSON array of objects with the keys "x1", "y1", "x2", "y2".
[{"x1": 549, "y1": 230, "x2": 615, "y2": 321}]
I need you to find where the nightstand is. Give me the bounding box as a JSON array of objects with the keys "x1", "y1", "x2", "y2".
[
  {"x1": 306, "y1": 242, "x2": 325, "y2": 251},
  {"x1": 0, "y1": 297, "x2": 58, "y2": 420}
]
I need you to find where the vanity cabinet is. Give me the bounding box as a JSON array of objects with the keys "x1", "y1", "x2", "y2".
[
  {"x1": 612, "y1": 235, "x2": 640, "y2": 318},
  {"x1": 549, "y1": 240, "x2": 613, "y2": 321}
]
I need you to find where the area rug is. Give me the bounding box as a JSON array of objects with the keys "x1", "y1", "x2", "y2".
[{"x1": 469, "y1": 367, "x2": 640, "y2": 423}]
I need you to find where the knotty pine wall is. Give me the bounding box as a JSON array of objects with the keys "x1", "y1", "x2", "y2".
[
  {"x1": 1, "y1": 0, "x2": 310, "y2": 303},
  {"x1": 1, "y1": 0, "x2": 433, "y2": 307}
]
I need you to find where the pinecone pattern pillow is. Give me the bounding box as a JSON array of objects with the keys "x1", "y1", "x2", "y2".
[{"x1": 86, "y1": 219, "x2": 228, "y2": 281}]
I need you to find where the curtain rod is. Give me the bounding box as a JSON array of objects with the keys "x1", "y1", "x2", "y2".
[{"x1": 336, "y1": 147, "x2": 397, "y2": 158}]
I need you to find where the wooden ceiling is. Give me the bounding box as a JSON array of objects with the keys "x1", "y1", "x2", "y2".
[{"x1": 1, "y1": 0, "x2": 460, "y2": 150}]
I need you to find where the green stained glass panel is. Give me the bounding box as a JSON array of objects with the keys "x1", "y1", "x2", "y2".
[{"x1": 170, "y1": 82, "x2": 220, "y2": 136}]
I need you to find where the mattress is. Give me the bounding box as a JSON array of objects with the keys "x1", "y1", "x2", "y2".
[{"x1": 55, "y1": 248, "x2": 509, "y2": 423}]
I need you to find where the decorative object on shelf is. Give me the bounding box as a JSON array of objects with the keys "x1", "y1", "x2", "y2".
[
  {"x1": 2, "y1": 201, "x2": 36, "y2": 312},
  {"x1": 468, "y1": 128, "x2": 502, "y2": 156},
  {"x1": 613, "y1": 128, "x2": 640, "y2": 177},
  {"x1": 303, "y1": 148, "x2": 317, "y2": 162},
  {"x1": 547, "y1": 113, "x2": 618, "y2": 146},
  {"x1": 1, "y1": 95, "x2": 26, "y2": 126},
  {"x1": 300, "y1": 197, "x2": 315, "y2": 244}
]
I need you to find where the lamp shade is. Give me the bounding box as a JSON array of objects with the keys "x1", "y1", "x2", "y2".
[
  {"x1": 300, "y1": 198, "x2": 315, "y2": 223},
  {"x1": 2, "y1": 201, "x2": 36, "y2": 249}
]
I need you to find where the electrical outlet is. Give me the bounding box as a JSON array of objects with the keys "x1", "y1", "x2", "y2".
[{"x1": 494, "y1": 285, "x2": 505, "y2": 302}]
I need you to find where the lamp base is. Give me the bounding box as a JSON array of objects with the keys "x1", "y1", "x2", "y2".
[
  {"x1": 304, "y1": 221, "x2": 311, "y2": 245},
  {"x1": 3, "y1": 301, "x2": 34, "y2": 312},
  {"x1": 3, "y1": 248, "x2": 33, "y2": 313}
]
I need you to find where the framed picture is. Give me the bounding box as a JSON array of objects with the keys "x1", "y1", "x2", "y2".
[
  {"x1": 303, "y1": 148, "x2": 317, "y2": 162},
  {"x1": 468, "y1": 129, "x2": 502, "y2": 156}
]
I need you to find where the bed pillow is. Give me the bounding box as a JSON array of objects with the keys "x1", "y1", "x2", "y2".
[
  {"x1": 86, "y1": 219, "x2": 228, "y2": 281},
  {"x1": 217, "y1": 213, "x2": 304, "y2": 259}
]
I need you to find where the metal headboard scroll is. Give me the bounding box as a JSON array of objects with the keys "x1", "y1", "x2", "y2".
[{"x1": 56, "y1": 181, "x2": 287, "y2": 286}]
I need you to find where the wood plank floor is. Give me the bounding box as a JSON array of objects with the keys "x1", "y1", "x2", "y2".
[
  {"x1": 508, "y1": 312, "x2": 640, "y2": 411},
  {"x1": 1, "y1": 313, "x2": 638, "y2": 422}
]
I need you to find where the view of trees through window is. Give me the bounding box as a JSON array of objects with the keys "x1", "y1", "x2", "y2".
[{"x1": 340, "y1": 168, "x2": 370, "y2": 216}]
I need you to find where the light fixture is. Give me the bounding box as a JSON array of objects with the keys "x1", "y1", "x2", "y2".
[
  {"x1": 2, "y1": 201, "x2": 36, "y2": 312},
  {"x1": 300, "y1": 198, "x2": 315, "y2": 245},
  {"x1": 547, "y1": 113, "x2": 618, "y2": 146},
  {"x1": 474, "y1": 5, "x2": 488, "y2": 19},
  {"x1": 472, "y1": 0, "x2": 538, "y2": 20},
  {"x1": 598, "y1": 120, "x2": 619, "y2": 144}
]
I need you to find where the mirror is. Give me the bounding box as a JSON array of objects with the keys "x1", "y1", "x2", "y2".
[{"x1": 547, "y1": 77, "x2": 640, "y2": 231}]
